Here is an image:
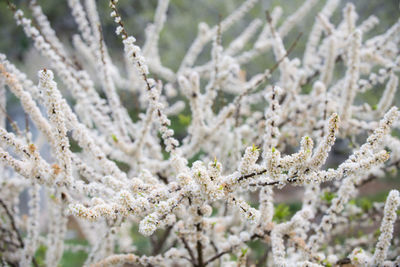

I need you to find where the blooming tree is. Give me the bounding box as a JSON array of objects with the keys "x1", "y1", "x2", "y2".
[{"x1": 0, "y1": 0, "x2": 399, "y2": 266}]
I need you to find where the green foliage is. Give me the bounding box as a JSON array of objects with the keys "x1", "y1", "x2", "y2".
[
  {"x1": 112, "y1": 159, "x2": 131, "y2": 173},
  {"x1": 34, "y1": 240, "x2": 88, "y2": 267},
  {"x1": 374, "y1": 229, "x2": 381, "y2": 238},
  {"x1": 59, "y1": 250, "x2": 87, "y2": 267},
  {"x1": 273, "y1": 203, "x2": 291, "y2": 223},
  {"x1": 392, "y1": 129, "x2": 400, "y2": 138},
  {"x1": 59, "y1": 240, "x2": 88, "y2": 267},
  {"x1": 247, "y1": 239, "x2": 265, "y2": 261},
  {"x1": 356, "y1": 230, "x2": 364, "y2": 238},
  {"x1": 188, "y1": 150, "x2": 206, "y2": 167},
  {"x1": 111, "y1": 134, "x2": 118, "y2": 143},
  {"x1": 359, "y1": 198, "x2": 373, "y2": 212},
  {"x1": 178, "y1": 114, "x2": 191, "y2": 126},
  {"x1": 68, "y1": 137, "x2": 82, "y2": 153},
  {"x1": 230, "y1": 253, "x2": 238, "y2": 261},
  {"x1": 241, "y1": 247, "x2": 248, "y2": 256},
  {"x1": 251, "y1": 144, "x2": 260, "y2": 152},
  {"x1": 301, "y1": 83, "x2": 313, "y2": 94},
  {"x1": 322, "y1": 259, "x2": 333, "y2": 267},
  {"x1": 321, "y1": 191, "x2": 337, "y2": 204},
  {"x1": 34, "y1": 245, "x2": 47, "y2": 266},
  {"x1": 130, "y1": 224, "x2": 151, "y2": 255}
]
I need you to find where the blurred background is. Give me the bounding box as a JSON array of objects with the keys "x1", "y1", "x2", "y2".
[
  {"x1": 1, "y1": 0, "x2": 399, "y2": 75},
  {"x1": 0, "y1": 0, "x2": 399, "y2": 266}
]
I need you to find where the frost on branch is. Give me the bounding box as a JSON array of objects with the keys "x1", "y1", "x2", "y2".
[{"x1": 0, "y1": 0, "x2": 399, "y2": 266}]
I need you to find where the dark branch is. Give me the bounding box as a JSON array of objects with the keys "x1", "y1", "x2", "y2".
[
  {"x1": 237, "y1": 169, "x2": 267, "y2": 182},
  {"x1": 0, "y1": 199, "x2": 38, "y2": 267},
  {"x1": 152, "y1": 226, "x2": 172, "y2": 255},
  {"x1": 180, "y1": 237, "x2": 196, "y2": 265}
]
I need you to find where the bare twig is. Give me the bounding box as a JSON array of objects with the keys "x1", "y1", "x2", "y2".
[
  {"x1": 180, "y1": 236, "x2": 197, "y2": 265},
  {"x1": 0, "y1": 199, "x2": 38, "y2": 267}
]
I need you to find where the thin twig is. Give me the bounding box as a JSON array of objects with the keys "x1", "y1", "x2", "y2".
[
  {"x1": 180, "y1": 236, "x2": 196, "y2": 265},
  {"x1": 0, "y1": 199, "x2": 23, "y2": 248},
  {"x1": 237, "y1": 169, "x2": 267, "y2": 182},
  {"x1": 0, "y1": 199, "x2": 39, "y2": 267},
  {"x1": 204, "y1": 250, "x2": 231, "y2": 265},
  {"x1": 0, "y1": 105, "x2": 22, "y2": 136},
  {"x1": 234, "y1": 23, "x2": 302, "y2": 125}
]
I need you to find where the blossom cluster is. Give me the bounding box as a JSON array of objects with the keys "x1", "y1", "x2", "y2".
[{"x1": 0, "y1": 0, "x2": 399, "y2": 266}]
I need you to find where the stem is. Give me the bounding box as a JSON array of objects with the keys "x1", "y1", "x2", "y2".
[
  {"x1": 0, "y1": 199, "x2": 39, "y2": 267},
  {"x1": 152, "y1": 226, "x2": 172, "y2": 255},
  {"x1": 196, "y1": 240, "x2": 204, "y2": 267},
  {"x1": 181, "y1": 237, "x2": 196, "y2": 265}
]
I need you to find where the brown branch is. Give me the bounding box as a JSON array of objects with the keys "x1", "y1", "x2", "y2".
[
  {"x1": 196, "y1": 240, "x2": 204, "y2": 267},
  {"x1": 152, "y1": 226, "x2": 172, "y2": 255},
  {"x1": 0, "y1": 105, "x2": 22, "y2": 136},
  {"x1": 180, "y1": 237, "x2": 196, "y2": 265},
  {"x1": 234, "y1": 25, "x2": 302, "y2": 125},
  {"x1": 6, "y1": 0, "x2": 16, "y2": 12},
  {"x1": 204, "y1": 250, "x2": 231, "y2": 266},
  {"x1": 237, "y1": 168, "x2": 298, "y2": 186},
  {"x1": 335, "y1": 258, "x2": 351, "y2": 265},
  {"x1": 303, "y1": 56, "x2": 343, "y2": 87},
  {"x1": 0, "y1": 199, "x2": 23, "y2": 248},
  {"x1": 26, "y1": 0, "x2": 79, "y2": 70},
  {"x1": 356, "y1": 159, "x2": 400, "y2": 188},
  {"x1": 205, "y1": 232, "x2": 270, "y2": 265},
  {"x1": 195, "y1": 222, "x2": 204, "y2": 267},
  {"x1": 0, "y1": 199, "x2": 38, "y2": 267},
  {"x1": 269, "y1": 33, "x2": 303, "y2": 76},
  {"x1": 210, "y1": 240, "x2": 218, "y2": 254},
  {"x1": 109, "y1": 0, "x2": 129, "y2": 40},
  {"x1": 237, "y1": 169, "x2": 267, "y2": 182},
  {"x1": 156, "y1": 172, "x2": 169, "y2": 184},
  {"x1": 9, "y1": 1, "x2": 91, "y2": 95},
  {"x1": 24, "y1": 112, "x2": 30, "y2": 142}
]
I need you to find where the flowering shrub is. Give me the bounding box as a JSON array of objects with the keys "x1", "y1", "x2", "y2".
[{"x1": 0, "y1": 0, "x2": 399, "y2": 266}]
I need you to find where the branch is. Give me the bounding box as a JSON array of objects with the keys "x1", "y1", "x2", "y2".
[
  {"x1": 180, "y1": 237, "x2": 197, "y2": 265},
  {"x1": 204, "y1": 250, "x2": 231, "y2": 266},
  {"x1": 0, "y1": 199, "x2": 39, "y2": 267},
  {"x1": 196, "y1": 240, "x2": 204, "y2": 267},
  {"x1": 152, "y1": 226, "x2": 172, "y2": 255},
  {"x1": 237, "y1": 169, "x2": 267, "y2": 182}
]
